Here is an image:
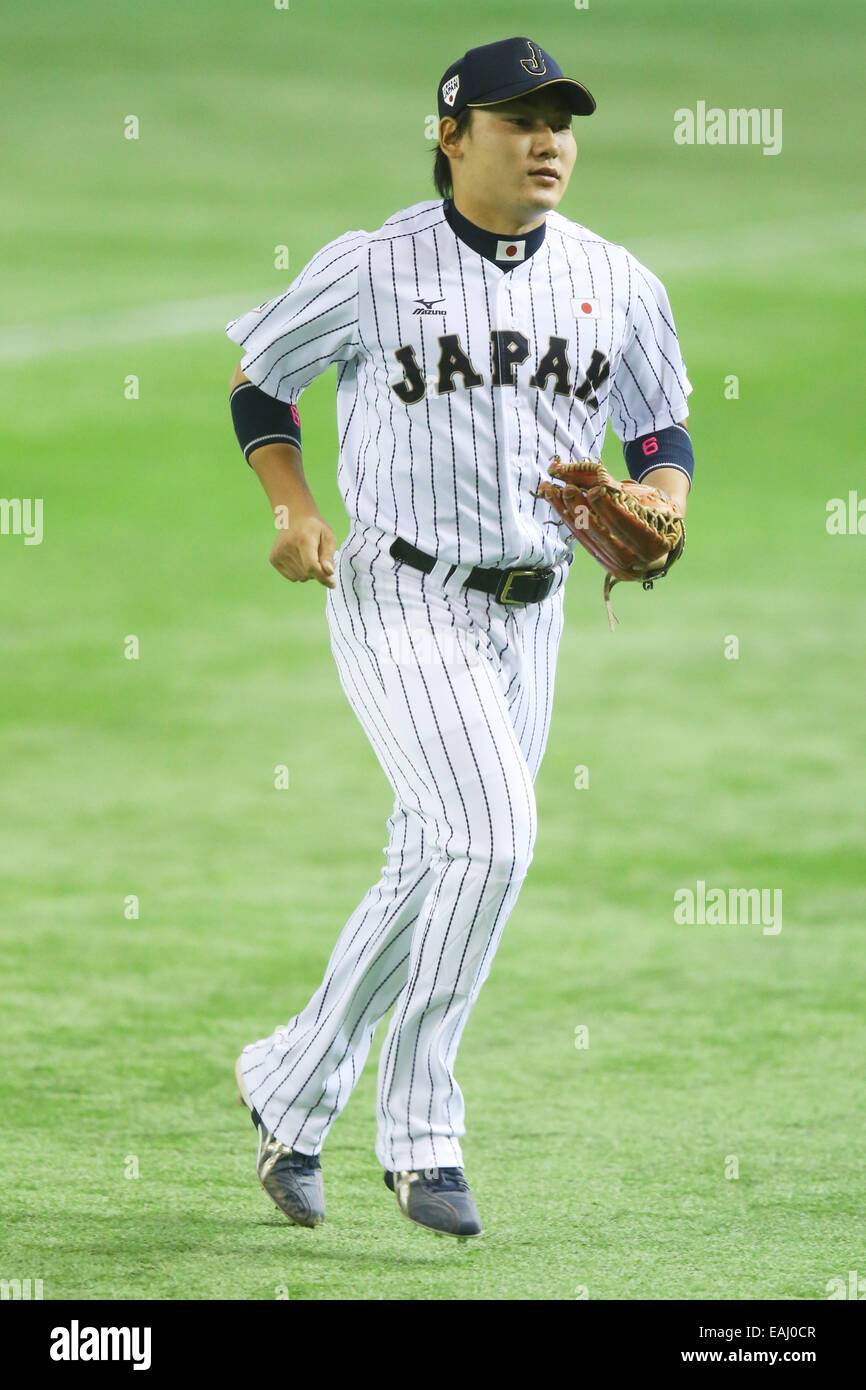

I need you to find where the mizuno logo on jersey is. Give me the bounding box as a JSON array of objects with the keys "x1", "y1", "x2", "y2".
[
  {"x1": 391, "y1": 334, "x2": 611, "y2": 409},
  {"x1": 413, "y1": 297, "x2": 446, "y2": 315}
]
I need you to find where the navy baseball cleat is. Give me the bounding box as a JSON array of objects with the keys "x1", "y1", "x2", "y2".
[
  {"x1": 235, "y1": 1056, "x2": 324, "y2": 1227},
  {"x1": 384, "y1": 1165, "x2": 483, "y2": 1239}
]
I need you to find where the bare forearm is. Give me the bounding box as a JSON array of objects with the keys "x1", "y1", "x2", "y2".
[
  {"x1": 249, "y1": 443, "x2": 337, "y2": 588},
  {"x1": 249, "y1": 442, "x2": 323, "y2": 522},
  {"x1": 229, "y1": 364, "x2": 337, "y2": 587},
  {"x1": 640, "y1": 465, "x2": 690, "y2": 516},
  {"x1": 640, "y1": 419, "x2": 691, "y2": 515}
]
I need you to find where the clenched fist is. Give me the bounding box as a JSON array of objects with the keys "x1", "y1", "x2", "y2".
[{"x1": 270, "y1": 513, "x2": 338, "y2": 589}]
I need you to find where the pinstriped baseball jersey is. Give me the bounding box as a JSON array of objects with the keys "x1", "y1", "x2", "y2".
[{"x1": 225, "y1": 198, "x2": 692, "y2": 571}]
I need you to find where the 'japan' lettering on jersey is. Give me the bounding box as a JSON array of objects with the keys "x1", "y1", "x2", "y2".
[{"x1": 226, "y1": 200, "x2": 692, "y2": 570}]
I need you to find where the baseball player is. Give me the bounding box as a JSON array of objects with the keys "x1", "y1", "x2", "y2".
[{"x1": 225, "y1": 35, "x2": 694, "y2": 1240}]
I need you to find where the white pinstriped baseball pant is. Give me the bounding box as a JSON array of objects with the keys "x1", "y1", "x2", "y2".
[{"x1": 239, "y1": 520, "x2": 571, "y2": 1172}]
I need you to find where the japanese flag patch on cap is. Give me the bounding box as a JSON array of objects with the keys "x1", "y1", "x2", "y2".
[{"x1": 441, "y1": 75, "x2": 460, "y2": 107}]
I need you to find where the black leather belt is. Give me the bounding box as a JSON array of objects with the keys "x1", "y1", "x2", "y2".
[{"x1": 389, "y1": 536, "x2": 562, "y2": 605}]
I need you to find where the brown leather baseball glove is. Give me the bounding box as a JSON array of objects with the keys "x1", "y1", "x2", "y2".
[{"x1": 535, "y1": 458, "x2": 685, "y2": 630}]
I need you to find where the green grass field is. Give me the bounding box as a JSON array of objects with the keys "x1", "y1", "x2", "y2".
[{"x1": 2, "y1": 0, "x2": 865, "y2": 1301}]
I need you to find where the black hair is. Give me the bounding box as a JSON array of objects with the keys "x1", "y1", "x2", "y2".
[{"x1": 432, "y1": 107, "x2": 474, "y2": 199}]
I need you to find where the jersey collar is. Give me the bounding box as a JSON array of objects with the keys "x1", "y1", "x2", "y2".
[{"x1": 443, "y1": 198, "x2": 547, "y2": 271}]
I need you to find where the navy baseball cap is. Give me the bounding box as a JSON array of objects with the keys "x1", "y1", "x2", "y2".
[{"x1": 437, "y1": 36, "x2": 595, "y2": 121}]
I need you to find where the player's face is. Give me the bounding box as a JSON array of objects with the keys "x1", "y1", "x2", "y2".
[{"x1": 452, "y1": 93, "x2": 577, "y2": 227}]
